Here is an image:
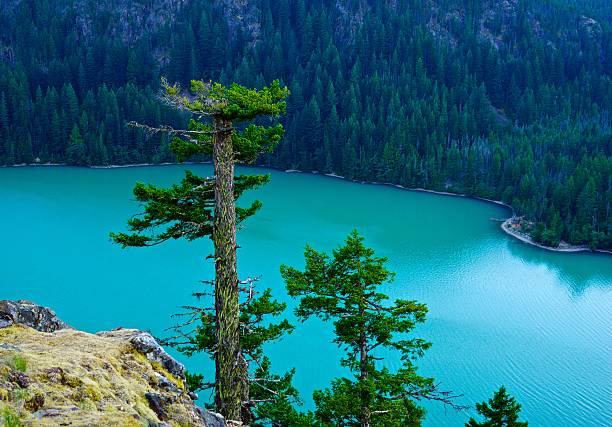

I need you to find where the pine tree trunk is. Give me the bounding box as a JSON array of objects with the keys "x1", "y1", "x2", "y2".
[
  {"x1": 212, "y1": 116, "x2": 245, "y2": 422},
  {"x1": 357, "y1": 260, "x2": 371, "y2": 427},
  {"x1": 360, "y1": 329, "x2": 371, "y2": 427},
  {"x1": 360, "y1": 303, "x2": 371, "y2": 427}
]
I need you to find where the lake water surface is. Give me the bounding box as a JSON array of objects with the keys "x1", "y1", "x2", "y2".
[{"x1": 1, "y1": 165, "x2": 611, "y2": 426}]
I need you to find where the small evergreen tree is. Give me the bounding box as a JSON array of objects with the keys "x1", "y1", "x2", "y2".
[
  {"x1": 281, "y1": 231, "x2": 464, "y2": 427},
  {"x1": 66, "y1": 124, "x2": 86, "y2": 165},
  {"x1": 466, "y1": 386, "x2": 528, "y2": 427}
]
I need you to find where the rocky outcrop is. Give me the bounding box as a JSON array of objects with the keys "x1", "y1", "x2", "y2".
[
  {"x1": 0, "y1": 300, "x2": 224, "y2": 427},
  {"x1": 217, "y1": 0, "x2": 261, "y2": 45},
  {"x1": 0, "y1": 300, "x2": 72, "y2": 333},
  {"x1": 9, "y1": 0, "x2": 188, "y2": 43},
  {"x1": 72, "y1": 0, "x2": 188, "y2": 43},
  {"x1": 579, "y1": 15, "x2": 603, "y2": 39},
  {"x1": 98, "y1": 329, "x2": 186, "y2": 382}
]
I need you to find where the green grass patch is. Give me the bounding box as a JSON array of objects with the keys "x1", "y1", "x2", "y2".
[
  {"x1": 9, "y1": 355, "x2": 27, "y2": 373},
  {"x1": 1, "y1": 407, "x2": 21, "y2": 427}
]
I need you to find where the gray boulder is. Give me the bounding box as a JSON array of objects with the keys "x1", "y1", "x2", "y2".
[
  {"x1": 0, "y1": 300, "x2": 72, "y2": 332},
  {"x1": 97, "y1": 329, "x2": 186, "y2": 380},
  {"x1": 202, "y1": 411, "x2": 228, "y2": 427}
]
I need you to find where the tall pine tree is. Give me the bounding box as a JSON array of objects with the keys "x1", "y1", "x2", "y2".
[{"x1": 112, "y1": 78, "x2": 289, "y2": 423}]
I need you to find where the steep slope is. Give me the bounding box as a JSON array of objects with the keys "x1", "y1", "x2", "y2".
[{"x1": 0, "y1": 0, "x2": 611, "y2": 249}]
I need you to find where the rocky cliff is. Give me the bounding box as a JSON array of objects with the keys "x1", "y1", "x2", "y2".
[{"x1": 0, "y1": 300, "x2": 224, "y2": 427}]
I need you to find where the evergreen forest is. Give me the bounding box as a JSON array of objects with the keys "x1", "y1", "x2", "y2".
[{"x1": 1, "y1": 0, "x2": 612, "y2": 248}]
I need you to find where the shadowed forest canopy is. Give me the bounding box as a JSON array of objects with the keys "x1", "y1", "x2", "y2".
[{"x1": 1, "y1": 0, "x2": 611, "y2": 248}]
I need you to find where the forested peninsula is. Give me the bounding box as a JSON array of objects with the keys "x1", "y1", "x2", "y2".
[{"x1": 1, "y1": 0, "x2": 611, "y2": 249}]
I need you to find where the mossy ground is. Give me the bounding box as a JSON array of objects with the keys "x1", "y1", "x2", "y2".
[{"x1": 0, "y1": 325, "x2": 202, "y2": 426}]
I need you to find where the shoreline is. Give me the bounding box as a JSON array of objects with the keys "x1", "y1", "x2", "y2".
[
  {"x1": 2, "y1": 161, "x2": 212, "y2": 169},
  {"x1": 500, "y1": 219, "x2": 612, "y2": 255},
  {"x1": 284, "y1": 169, "x2": 612, "y2": 255},
  {"x1": 4, "y1": 162, "x2": 610, "y2": 255},
  {"x1": 286, "y1": 168, "x2": 515, "y2": 213}
]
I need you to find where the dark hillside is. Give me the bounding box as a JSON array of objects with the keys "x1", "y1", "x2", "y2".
[{"x1": 1, "y1": 0, "x2": 611, "y2": 249}]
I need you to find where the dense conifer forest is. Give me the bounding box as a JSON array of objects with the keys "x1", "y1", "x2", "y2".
[{"x1": 1, "y1": 0, "x2": 611, "y2": 249}]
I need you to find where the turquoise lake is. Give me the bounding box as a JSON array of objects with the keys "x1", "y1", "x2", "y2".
[{"x1": 1, "y1": 165, "x2": 611, "y2": 426}]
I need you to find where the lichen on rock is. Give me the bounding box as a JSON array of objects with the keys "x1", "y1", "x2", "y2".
[{"x1": 0, "y1": 300, "x2": 222, "y2": 426}]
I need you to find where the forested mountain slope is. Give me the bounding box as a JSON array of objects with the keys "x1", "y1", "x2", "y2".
[{"x1": 1, "y1": 0, "x2": 611, "y2": 249}]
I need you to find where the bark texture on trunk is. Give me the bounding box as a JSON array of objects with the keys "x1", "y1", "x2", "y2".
[
  {"x1": 359, "y1": 269, "x2": 371, "y2": 427},
  {"x1": 360, "y1": 323, "x2": 371, "y2": 427},
  {"x1": 212, "y1": 117, "x2": 245, "y2": 422}
]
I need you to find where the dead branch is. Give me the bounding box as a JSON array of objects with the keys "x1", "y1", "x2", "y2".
[{"x1": 382, "y1": 383, "x2": 469, "y2": 411}]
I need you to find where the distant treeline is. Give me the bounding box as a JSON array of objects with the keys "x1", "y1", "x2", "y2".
[{"x1": 1, "y1": 0, "x2": 611, "y2": 249}]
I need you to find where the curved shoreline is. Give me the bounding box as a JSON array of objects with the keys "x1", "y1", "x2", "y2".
[
  {"x1": 3, "y1": 162, "x2": 610, "y2": 255},
  {"x1": 285, "y1": 169, "x2": 516, "y2": 210},
  {"x1": 500, "y1": 219, "x2": 612, "y2": 255},
  {"x1": 286, "y1": 169, "x2": 612, "y2": 255}
]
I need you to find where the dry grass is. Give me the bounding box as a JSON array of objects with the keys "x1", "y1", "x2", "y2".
[{"x1": 0, "y1": 325, "x2": 201, "y2": 427}]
